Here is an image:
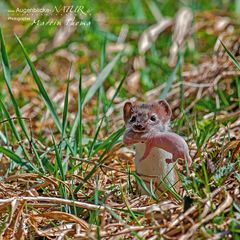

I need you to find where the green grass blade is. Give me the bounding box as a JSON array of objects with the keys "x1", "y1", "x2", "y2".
[
  {"x1": 62, "y1": 66, "x2": 71, "y2": 138},
  {"x1": 88, "y1": 73, "x2": 126, "y2": 157},
  {"x1": 0, "y1": 29, "x2": 31, "y2": 141},
  {"x1": 70, "y1": 68, "x2": 83, "y2": 154},
  {"x1": 97, "y1": 36, "x2": 107, "y2": 130},
  {"x1": 0, "y1": 99, "x2": 21, "y2": 143},
  {"x1": 132, "y1": 172, "x2": 158, "y2": 201},
  {"x1": 52, "y1": 134, "x2": 69, "y2": 211},
  {"x1": 0, "y1": 29, "x2": 46, "y2": 172},
  {"x1": 60, "y1": 64, "x2": 75, "y2": 159},
  {"x1": 0, "y1": 89, "x2": 33, "y2": 161},
  {"x1": 120, "y1": 185, "x2": 141, "y2": 225},
  {"x1": 0, "y1": 98, "x2": 46, "y2": 172},
  {"x1": 74, "y1": 127, "x2": 124, "y2": 194},
  {"x1": 221, "y1": 40, "x2": 240, "y2": 70},
  {"x1": 1, "y1": 29, "x2": 51, "y2": 172},
  {"x1": 71, "y1": 52, "x2": 122, "y2": 152},
  {"x1": 0, "y1": 29, "x2": 11, "y2": 87},
  {"x1": 99, "y1": 36, "x2": 108, "y2": 133},
  {"x1": 52, "y1": 134, "x2": 65, "y2": 180},
  {"x1": 0, "y1": 146, "x2": 37, "y2": 172},
  {"x1": 131, "y1": 0, "x2": 146, "y2": 20},
  {"x1": 236, "y1": 78, "x2": 240, "y2": 108},
  {"x1": 92, "y1": 127, "x2": 124, "y2": 156},
  {"x1": 8, "y1": 23, "x2": 36, "y2": 55},
  {"x1": 15, "y1": 34, "x2": 62, "y2": 133},
  {"x1": 77, "y1": 69, "x2": 83, "y2": 157},
  {"x1": 82, "y1": 52, "x2": 121, "y2": 107},
  {"x1": 160, "y1": 52, "x2": 182, "y2": 99},
  {"x1": 100, "y1": 36, "x2": 107, "y2": 70},
  {"x1": 0, "y1": 130, "x2": 7, "y2": 144}
]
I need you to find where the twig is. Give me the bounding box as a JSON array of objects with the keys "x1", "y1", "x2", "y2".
[{"x1": 0, "y1": 196, "x2": 105, "y2": 211}]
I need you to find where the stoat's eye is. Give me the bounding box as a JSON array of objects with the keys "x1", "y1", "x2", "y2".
[
  {"x1": 150, "y1": 115, "x2": 157, "y2": 122},
  {"x1": 130, "y1": 115, "x2": 136, "y2": 123}
]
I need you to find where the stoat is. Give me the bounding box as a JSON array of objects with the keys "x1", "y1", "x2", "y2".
[{"x1": 123, "y1": 100, "x2": 191, "y2": 195}]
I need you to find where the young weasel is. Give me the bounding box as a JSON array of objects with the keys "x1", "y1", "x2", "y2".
[
  {"x1": 124, "y1": 129, "x2": 192, "y2": 166},
  {"x1": 123, "y1": 100, "x2": 191, "y2": 194}
]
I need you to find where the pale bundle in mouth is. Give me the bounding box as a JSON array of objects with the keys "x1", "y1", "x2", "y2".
[{"x1": 123, "y1": 129, "x2": 192, "y2": 166}]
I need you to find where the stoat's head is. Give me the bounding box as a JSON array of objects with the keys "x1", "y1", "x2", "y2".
[{"x1": 123, "y1": 100, "x2": 172, "y2": 133}]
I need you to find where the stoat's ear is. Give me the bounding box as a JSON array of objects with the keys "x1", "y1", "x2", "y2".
[
  {"x1": 154, "y1": 100, "x2": 172, "y2": 122},
  {"x1": 123, "y1": 101, "x2": 133, "y2": 123}
]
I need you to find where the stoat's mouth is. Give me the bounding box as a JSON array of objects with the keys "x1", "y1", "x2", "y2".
[{"x1": 132, "y1": 129, "x2": 147, "y2": 133}]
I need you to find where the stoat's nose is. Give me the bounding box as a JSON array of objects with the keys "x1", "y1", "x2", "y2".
[{"x1": 133, "y1": 124, "x2": 146, "y2": 131}]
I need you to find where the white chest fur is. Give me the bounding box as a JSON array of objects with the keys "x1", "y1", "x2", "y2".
[{"x1": 135, "y1": 143, "x2": 178, "y2": 193}]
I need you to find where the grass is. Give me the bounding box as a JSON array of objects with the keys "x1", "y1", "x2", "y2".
[{"x1": 0, "y1": 0, "x2": 240, "y2": 239}]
